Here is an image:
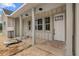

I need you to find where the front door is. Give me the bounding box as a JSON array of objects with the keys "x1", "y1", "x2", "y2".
[{"x1": 54, "y1": 13, "x2": 65, "y2": 41}]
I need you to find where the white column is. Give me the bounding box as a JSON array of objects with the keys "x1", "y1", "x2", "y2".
[
  {"x1": 5, "y1": 16, "x2": 8, "y2": 40},
  {"x1": 65, "y1": 3, "x2": 73, "y2": 56},
  {"x1": 14, "y1": 19, "x2": 16, "y2": 38},
  {"x1": 19, "y1": 15, "x2": 22, "y2": 40},
  {"x1": 43, "y1": 18, "x2": 45, "y2": 40},
  {"x1": 32, "y1": 8, "x2": 35, "y2": 45},
  {"x1": 50, "y1": 16, "x2": 53, "y2": 40},
  {"x1": 1, "y1": 15, "x2": 4, "y2": 34}
]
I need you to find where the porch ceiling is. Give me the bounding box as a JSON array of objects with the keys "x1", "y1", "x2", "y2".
[{"x1": 7, "y1": 3, "x2": 40, "y2": 18}]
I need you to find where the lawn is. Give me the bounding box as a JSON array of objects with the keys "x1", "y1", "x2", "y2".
[{"x1": 0, "y1": 30, "x2": 2, "y2": 33}]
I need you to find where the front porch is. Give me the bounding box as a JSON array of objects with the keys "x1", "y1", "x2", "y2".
[
  {"x1": 15, "y1": 38, "x2": 65, "y2": 56},
  {"x1": 0, "y1": 36, "x2": 65, "y2": 56}
]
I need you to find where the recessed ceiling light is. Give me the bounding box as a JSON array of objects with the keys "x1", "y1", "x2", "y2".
[
  {"x1": 25, "y1": 14, "x2": 28, "y2": 16},
  {"x1": 39, "y1": 8, "x2": 43, "y2": 11}
]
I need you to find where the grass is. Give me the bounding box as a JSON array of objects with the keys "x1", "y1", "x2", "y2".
[{"x1": 0, "y1": 30, "x2": 3, "y2": 35}]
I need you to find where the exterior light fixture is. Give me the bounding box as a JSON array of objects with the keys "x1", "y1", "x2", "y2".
[
  {"x1": 25, "y1": 14, "x2": 28, "y2": 16},
  {"x1": 39, "y1": 8, "x2": 43, "y2": 11}
]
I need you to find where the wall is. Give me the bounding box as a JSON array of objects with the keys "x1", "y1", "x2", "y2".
[
  {"x1": 75, "y1": 3, "x2": 79, "y2": 56},
  {"x1": 7, "y1": 17, "x2": 15, "y2": 27},
  {"x1": 2, "y1": 13, "x2": 8, "y2": 36},
  {"x1": 23, "y1": 16, "x2": 32, "y2": 37},
  {"x1": 7, "y1": 17, "x2": 15, "y2": 31}
]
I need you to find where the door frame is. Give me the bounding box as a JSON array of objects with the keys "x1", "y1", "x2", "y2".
[{"x1": 53, "y1": 12, "x2": 66, "y2": 42}]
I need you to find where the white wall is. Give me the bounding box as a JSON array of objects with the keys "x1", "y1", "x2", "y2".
[
  {"x1": 23, "y1": 17, "x2": 32, "y2": 37},
  {"x1": 75, "y1": 3, "x2": 79, "y2": 56},
  {"x1": 8, "y1": 17, "x2": 15, "y2": 27},
  {"x1": 0, "y1": 15, "x2": 2, "y2": 23},
  {"x1": 2, "y1": 13, "x2": 8, "y2": 36},
  {"x1": 35, "y1": 31, "x2": 53, "y2": 40},
  {"x1": 7, "y1": 17, "x2": 15, "y2": 31}
]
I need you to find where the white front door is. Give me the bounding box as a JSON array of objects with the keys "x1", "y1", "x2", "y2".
[{"x1": 54, "y1": 13, "x2": 65, "y2": 41}]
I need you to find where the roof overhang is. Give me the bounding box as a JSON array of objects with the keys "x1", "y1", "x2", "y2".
[{"x1": 6, "y1": 3, "x2": 40, "y2": 18}]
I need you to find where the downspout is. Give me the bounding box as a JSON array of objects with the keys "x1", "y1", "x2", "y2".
[{"x1": 72, "y1": 3, "x2": 76, "y2": 56}]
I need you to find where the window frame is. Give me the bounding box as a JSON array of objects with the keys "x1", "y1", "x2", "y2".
[
  {"x1": 28, "y1": 20, "x2": 31, "y2": 30},
  {"x1": 35, "y1": 18, "x2": 43, "y2": 30},
  {"x1": 44, "y1": 17, "x2": 50, "y2": 31}
]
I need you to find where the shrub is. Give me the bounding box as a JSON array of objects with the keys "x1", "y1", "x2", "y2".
[{"x1": 0, "y1": 23, "x2": 2, "y2": 30}]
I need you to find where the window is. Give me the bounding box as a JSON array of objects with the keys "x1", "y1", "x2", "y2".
[
  {"x1": 28, "y1": 21, "x2": 31, "y2": 30},
  {"x1": 45, "y1": 17, "x2": 50, "y2": 30},
  {"x1": 8, "y1": 31, "x2": 14, "y2": 38},
  {"x1": 35, "y1": 19, "x2": 43, "y2": 30},
  {"x1": 55, "y1": 15, "x2": 63, "y2": 21},
  {"x1": 38, "y1": 19, "x2": 42, "y2": 30},
  {"x1": 35, "y1": 20, "x2": 38, "y2": 30}
]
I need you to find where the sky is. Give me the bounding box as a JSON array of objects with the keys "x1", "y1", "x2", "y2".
[{"x1": 0, "y1": 3, "x2": 23, "y2": 15}]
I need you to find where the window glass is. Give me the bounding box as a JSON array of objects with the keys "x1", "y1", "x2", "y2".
[
  {"x1": 38, "y1": 19, "x2": 42, "y2": 30},
  {"x1": 38, "y1": 25, "x2": 42, "y2": 30},
  {"x1": 45, "y1": 17, "x2": 50, "y2": 30},
  {"x1": 28, "y1": 21, "x2": 31, "y2": 30},
  {"x1": 35, "y1": 19, "x2": 43, "y2": 30},
  {"x1": 38, "y1": 19, "x2": 42, "y2": 24},
  {"x1": 55, "y1": 15, "x2": 63, "y2": 21},
  {"x1": 8, "y1": 31, "x2": 14, "y2": 38},
  {"x1": 45, "y1": 17, "x2": 50, "y2": 23},
  {"x1": 45, "y1": 24, "x2": 50, "y2": 30},
  {"x1": 35, "y1": 20, "x2": 38, "y2": 30}
]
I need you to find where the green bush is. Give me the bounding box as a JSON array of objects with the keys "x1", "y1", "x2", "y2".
[{"x1": 0, "y1": 23, "x2": 2, "y2": 30}]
